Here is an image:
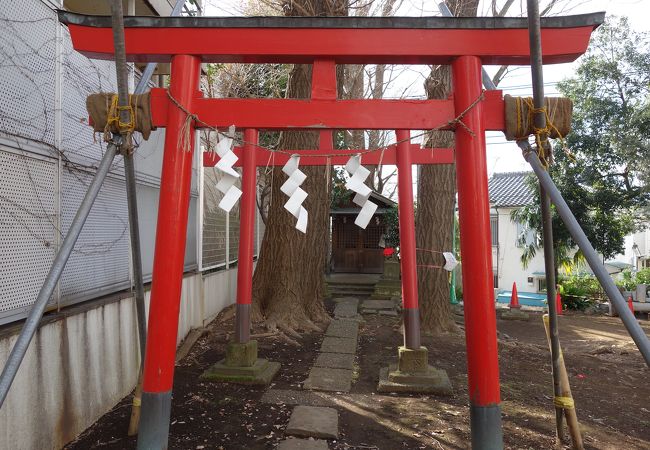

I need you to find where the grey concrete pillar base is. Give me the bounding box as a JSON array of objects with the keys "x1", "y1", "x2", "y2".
[
  {"x1": 202, "y1": 340, "x2": 279, "y2": 385},
  {"x1": 137, "y1": 390, "x2": 172, "y2": 450},
  {"x1": 202, "y1": 358, "x2": 280, "y2": 385},
  {"x1": 377, "y1": 346, "x2": 452, "y2": 395},
  {"x1": 470, "y1": 404, "x2": 503, "y2": 450},
  {"x1": 225, "y1": 339, "x2": 258, "y2": 367},
  {"x1": 501, "y1": 309, "x2": 530, "y2": 321}
]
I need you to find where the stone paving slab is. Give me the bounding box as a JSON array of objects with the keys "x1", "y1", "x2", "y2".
[
  {"x1": 261, "y1": 389, "x2": 333, "y2": 407},
  {"x1": 325, "y1": 321, "x2": 359, "y2": 339},
  {"x1": 277, "y1": 438, "x2": 329, "y2": 450},
  {"x1": 333, "y1": 297, "x2": 359, "y2": 307},
  {"x1": 286, "y1": 406, "x2": 339, "y2": 439},
  {"x1": 361, "y1": 299, "x2": 395, "y2": 310},
  {"x1": 303, "y1": 367, "x2": 352, "y2": 392},
  {"x1": 320, "y1": 337, "x2": 356, "y2": 354},
  {"x1": 314, "y1": 352, "x2": 355, "y2": 370},
  {"x1": 333, "y1": 303, "x2": 358, "y2": 318}
]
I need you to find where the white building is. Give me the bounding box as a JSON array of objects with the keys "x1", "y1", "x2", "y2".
[
  {"x1": 488, "y1": 171, "x2": 547, "y2": 294},
  {"x1": 631, "y1": 227, "x2": 650, "y2": 271}
]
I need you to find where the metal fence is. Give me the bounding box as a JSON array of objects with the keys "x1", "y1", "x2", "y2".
[
  {"x1": 0, "y1": 1, "x2": 203, "y2": 325},
  {"x1": 200, "y1": 165, "x2": 264, "y2": 271}
]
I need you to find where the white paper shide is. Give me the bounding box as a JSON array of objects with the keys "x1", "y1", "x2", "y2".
[
  {"x1": 345, "y1": 155, "x2": 378, "y2": 229},
  {"x1": 281, "y1": 155, "x2": 308, "y2": 233},
  {"x1": 214, "y1": 125, "x2": 242, "y2": 212}
]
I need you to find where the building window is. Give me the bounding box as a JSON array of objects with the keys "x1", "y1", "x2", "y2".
[
  {"x1": 490, "y1": 216, "x2": 498, "y2": 246},
  {"x1": 516, "y1": 221, "x2": 536, "y2": 248},
  {"x1": 538, "y1": 278, "x2": 547, "y2": 293}
]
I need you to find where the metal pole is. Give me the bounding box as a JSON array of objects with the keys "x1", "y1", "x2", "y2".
[
  {"x1": 452, "y1": 55, "x2": 503, "y2": 449},
  {"x1": 0, "y1": 144, "x2": 118, "y2": 408},
  {"x1": 138, "y1": 54, "x2": 201, "y2": 450},
  {"x1": 523, "y1": 148, "x2": 650, "y2": 366},
  {"x1": 525, "y1": 0, "x2": 566, "y2": 443},
  {"x1": 395, "y1": 129, "x2": 421, "y2": 350},
  {"x1": 109, "y1": 0, "x2": 149, "y2": 366},
  {"x1": 235, "y1": 129, "x2": 258, "y2": 343}
]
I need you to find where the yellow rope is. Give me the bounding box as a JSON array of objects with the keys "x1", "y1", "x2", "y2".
[
  {"x1": 515, "y1": 97, "x2": 574, "y2": 167},
  {"x1": 105, "y1": 94, "x2": 138, "y2": 153},
  {"x1": 106, "y1": 94, "x2": 137, "y2": 134},
  {"x1": 554, "y1": 396, "x2": 575, "y2": 409}
]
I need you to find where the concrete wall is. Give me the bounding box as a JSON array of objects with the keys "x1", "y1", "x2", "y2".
[
  {"x1": 492, "y1": 207, "x2": 546, "y2": 293},
  {"x1": 0, "y1": 268, "x2": 238, "y2": 450}
]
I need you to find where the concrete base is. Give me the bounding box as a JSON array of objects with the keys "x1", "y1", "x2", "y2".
[
  {"x1": 225, "y1": 340, "x2": 258, "y2": 367},
  {"x1": 201, "y1": 358, "x2": 280, "y2": 385},
  {"x1": 201, "y1": 340, "x2": 280, "y2": 385},
  {"x1": 501, "y1": 309, "x2": 530, "y2": 321},
  {"x1": 377, "y1": 365, "x2": 453, "y2": 395},
  {"x1": 377, "y1": 346, "x2": 452, "y2": 395}
]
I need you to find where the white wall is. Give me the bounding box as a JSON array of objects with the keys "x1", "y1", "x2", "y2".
[
  {"x1": 0, "y1": 268, "x2": 238, "y2": 450},
  {"x1": 492, "y1": 207, "x2": 546, "y2": 293}
]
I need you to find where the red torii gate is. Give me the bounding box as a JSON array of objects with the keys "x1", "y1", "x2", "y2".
[{"x1": 59, "y1": 11, "x2": 602, "y2": 450}]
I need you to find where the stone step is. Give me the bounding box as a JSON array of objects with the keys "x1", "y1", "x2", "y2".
[
  {"x1": 303, "y1": 367, "x2": 352, "y2": 392},
  {"x1": 286, "y1": 405, "x2": 339, "y2": 439},
  {"x1": 329, "y1": 291, "x2": 374, "y2": 297}
]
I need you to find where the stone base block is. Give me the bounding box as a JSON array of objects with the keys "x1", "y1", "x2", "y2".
[
  {"x1": 225, "y1": 340, "x2": 258, "y2": 367},
  {"x1": 397, "y1": 346, "x2": 428, "y2": 373},
  {"x1": 501, "y1": 309, "x2": 530, "y2": 321},
  {"x1": 377, "y1": 365, "x2": 452, "y2": 395},
  {"x1": 201, "y1": 358, "x2": 280, "y2": 385}
]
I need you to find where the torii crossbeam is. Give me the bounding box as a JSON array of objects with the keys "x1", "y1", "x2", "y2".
[{"x1": 59, "y1": 10, "x2": 603, "y2": 450}]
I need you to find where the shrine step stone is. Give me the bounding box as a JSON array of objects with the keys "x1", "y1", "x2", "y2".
[
  {"x1": 320, "y1": 336, "x2": 356, "y2": 354},
  {"x1": 325, "y1": 320, "x2": 359, "y2": 340},
  {"x1": 286, "y1": 405, "x2": 339, "y2": 439},
  {"x1": 303, "y1": 367, "x2": 352, "y2": 392},
  {"x1": 314, "y1": 352, "x2": 355, "y2": 370},
  {"x1": 333, "y1": 302, "x2": 358, "y2": 319}
]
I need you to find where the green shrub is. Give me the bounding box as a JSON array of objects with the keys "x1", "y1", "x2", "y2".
[
  {"x1": 558, "y1": 274, "x2": 601, "y2": 310},
  {"x1": 636, "y1": 268, "x2": 650, "y2": 285}
]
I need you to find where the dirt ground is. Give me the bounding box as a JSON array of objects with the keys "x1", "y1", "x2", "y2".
[{"x1": 66, "y1": 301, "x2": 650, "y2": 450}]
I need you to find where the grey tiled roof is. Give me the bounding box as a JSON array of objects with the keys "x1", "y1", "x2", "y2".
[{"x1": 488, "y1": 171, "x2": 535, "y2": 207}]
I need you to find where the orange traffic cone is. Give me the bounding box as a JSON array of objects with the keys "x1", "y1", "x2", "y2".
[
  {"x1": 509, "y1": 282, "x2": 521, "y2": 309},
  {"x1": 556, "y1": 292, "x2": 563, "y2": 315},
  {"x1": 628, "y1": 296, "x2": 635, "y2": 314}
]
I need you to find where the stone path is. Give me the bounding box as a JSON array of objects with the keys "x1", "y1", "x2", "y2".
[
  {"x1": 272, "y1": 297, "x2": 361, "y2": 449},
  {"x1": 302, "y1": 297, "x2": 360, "y2": 393}
]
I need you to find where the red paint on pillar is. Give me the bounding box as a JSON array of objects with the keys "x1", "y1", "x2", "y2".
[
  {"x1": 142, "y1": 55, "x2": 201, "y2": 394},
  {"x1": 236, "y1": 129, "x2": 258, "y2": 306},
  {"x1": 452, "y1": 55, "x2": 501, "y2": 406},
  {"x1": 395, "y1": 130, "x2": 418, "y2": 311}
]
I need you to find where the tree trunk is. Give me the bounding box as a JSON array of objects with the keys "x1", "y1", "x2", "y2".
[
  {"x1": 251, "y1": 0, "x2": 347, "y2": 333},
  {"x1": 417, "y1": 0, "x2": 479, "y2": 334}
]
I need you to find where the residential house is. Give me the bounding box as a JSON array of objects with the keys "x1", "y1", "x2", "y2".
[{"x1": 488, "y1": 171, "x2": 547, "y2": 294}]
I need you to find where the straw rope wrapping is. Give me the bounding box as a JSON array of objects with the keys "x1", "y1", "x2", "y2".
[
  {"x1": 165, "y1": 90, "x2": 486, "y2": 158},
  {"x1": 504, "y1": 94, "x2": 574, "y2": 167},
  {"x1": 86, "y1": 92, "x2": 154, "y2": 155}
]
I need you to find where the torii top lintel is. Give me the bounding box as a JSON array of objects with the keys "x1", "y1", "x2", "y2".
[{"x1": 58, "y1": 11, "x2": 604, "y2": 66}]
